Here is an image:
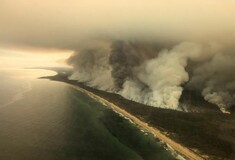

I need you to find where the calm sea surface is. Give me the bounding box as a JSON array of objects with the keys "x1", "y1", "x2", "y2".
[{"x1": 0, "y1": 69, "x2": 177, "y2": 160}]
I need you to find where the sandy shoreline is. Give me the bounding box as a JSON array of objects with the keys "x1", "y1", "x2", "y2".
[{"x1": 69, "y1": 84, "x2": 205, "y2": 160}]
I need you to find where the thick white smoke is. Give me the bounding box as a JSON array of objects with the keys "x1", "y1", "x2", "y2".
[
  {"x1": 135, "y1": 42, "x2": 203, "y2": 109},
  {"x1": 67, "y1": 47, "x2": 114, "y2": 91},
  {"x1": 68, "y1": 41, "x2": 235, "y2": 112}
]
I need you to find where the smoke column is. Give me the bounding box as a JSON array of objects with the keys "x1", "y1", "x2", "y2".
[
  {"x1": 67, "y1": 47, "x2": 114, "y2": 91},
  {"x1": 187, "y1": 52, "x2": 235, "y2": 112},
  {"x1": 109, "y1": 41, "x2": 141, "y2": 90},
  {"x1": 68, "y1": 41, "x2": 235, "y2": 112}
]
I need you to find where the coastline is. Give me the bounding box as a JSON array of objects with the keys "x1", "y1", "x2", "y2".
[
  {"x1": 41, "y1": 70, "x2": 235, "y2": 160},
  {"x1": 68, "y1": 84, "x2": 205, "y2": 160}
]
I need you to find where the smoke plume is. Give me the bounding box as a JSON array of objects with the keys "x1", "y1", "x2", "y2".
[
  {"x1": 67, "y1": 40, "x2": 235, "y2": 112},
  {"x1": 109, "y1": 41, "x2": 140, "y2": 90},
  {"x1": 187, "y1": 52, "x2": 235, "y2": 112},
  {"x1": 67, "y1": 46, "x2": 114, "y2": 91}
]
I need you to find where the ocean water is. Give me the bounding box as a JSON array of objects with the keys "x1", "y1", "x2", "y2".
[{"x1": 0, "y1": 69, "x2": 177, "y2": 160}]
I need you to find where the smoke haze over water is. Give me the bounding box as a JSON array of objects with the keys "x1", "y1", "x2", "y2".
[{"x1": 1, "y1": 0, "x2": 235, "y2": 111}]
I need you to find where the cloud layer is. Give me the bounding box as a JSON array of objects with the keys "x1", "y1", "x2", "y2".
[{"x1": 1, "y1": 0, "x2": 235, "y2": 49}]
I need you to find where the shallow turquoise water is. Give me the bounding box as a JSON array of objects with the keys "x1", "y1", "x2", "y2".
[{"x1": 0, "y1": 69, "x2": 176, "y2": 160}]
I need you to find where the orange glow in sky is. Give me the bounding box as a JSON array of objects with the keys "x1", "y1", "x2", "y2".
[{"x1": 0, "y1": 48, "x2": 73, "y2": 69}]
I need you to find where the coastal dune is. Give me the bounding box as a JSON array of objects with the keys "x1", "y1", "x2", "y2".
[{"x1": 69, "y1": 84, "x2": 205, "y2": 160}]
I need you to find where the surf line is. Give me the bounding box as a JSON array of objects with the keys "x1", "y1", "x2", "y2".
[{"x1": 69, "y1": 84, "x2": 205, "y2": 160}]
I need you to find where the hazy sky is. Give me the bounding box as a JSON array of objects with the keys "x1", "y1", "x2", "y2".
[
  {"x1": 1, "y1": 0, "x2": 235, "y2": 67},
  {"x1": 0, "y1": 48, "x2": 72, "y2": 68}
]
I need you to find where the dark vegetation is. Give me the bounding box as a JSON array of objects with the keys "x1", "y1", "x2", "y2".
[{"x1": 41, "y1": 71, "x2": 235, "y2": 160}]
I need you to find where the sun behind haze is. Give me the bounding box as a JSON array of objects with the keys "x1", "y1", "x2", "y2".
[{"x1": 0, "y1": 48, "x2": 72, "y2": 69}]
